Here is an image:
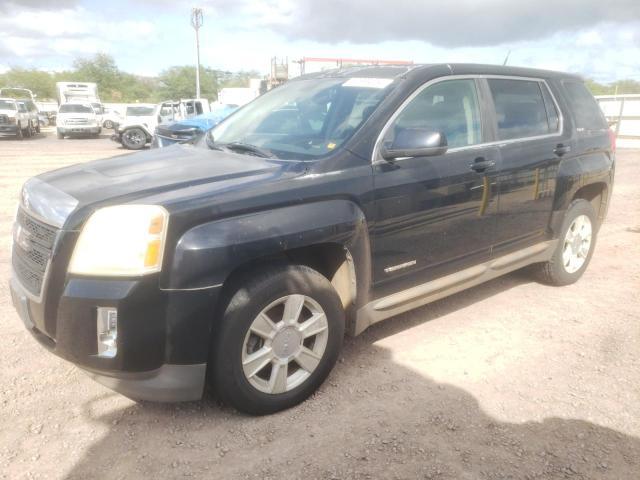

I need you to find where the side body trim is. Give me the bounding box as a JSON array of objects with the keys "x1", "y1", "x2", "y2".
[{"x1": 353, "y1": 240, "x2": 557, "y2": 335}]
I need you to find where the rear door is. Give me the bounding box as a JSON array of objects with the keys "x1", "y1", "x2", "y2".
[{"x1": 484, "y1": 77, "x2": 569, "y2": 254}]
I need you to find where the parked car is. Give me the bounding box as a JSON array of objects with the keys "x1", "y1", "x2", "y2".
[
  {"x1": 152, "y1": 105, "x2": 238, "y2": 148},
  {"x1": 0, "y1": 97, "x2": 33, "y2": 139},
  {"x1": 56, "y1": 102, "x2": 102, "y2": 138},
  {"x1": 10, "y1": 65, "x2": 614, "y2": 415},
  {"x1": 16, "y1": 99, "x2": 41, "y2": 135},
  {"x1": 90, "y1": 102, "x2": 105, "y2": 126},
  {"x1": 37, "y1": 113, "x2": 49, "y2": 128},
  {"x1": 113, "y1": 99, "x2": 210, "y2": 150},
  {"x1": 101, "y1": 107, "x2": 122, "y2": 129}
]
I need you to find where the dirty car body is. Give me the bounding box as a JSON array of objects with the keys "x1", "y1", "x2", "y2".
[{"x1": 10, "y1": 64, "x2": 614, "y2": 410}]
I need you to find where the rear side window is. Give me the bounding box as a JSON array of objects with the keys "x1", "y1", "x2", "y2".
[
  {"x1": 562, "y1": 81, "x2": 607, "y2": 130},
  {"x1": 389, "y1": 79, "x2": 482, "y2": 149},
  {"x1": 488, "y1": 79, "x2": 556, "y2": 140}
]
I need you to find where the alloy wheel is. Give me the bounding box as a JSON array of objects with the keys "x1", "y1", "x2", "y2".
[{"x1": 242, "y1": 294, "x2": 329, "y2": 394}]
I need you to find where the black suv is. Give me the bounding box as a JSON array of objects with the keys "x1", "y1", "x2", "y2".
[{"x1": 10, "y1": 64, "x2": 614, "y2": 414}]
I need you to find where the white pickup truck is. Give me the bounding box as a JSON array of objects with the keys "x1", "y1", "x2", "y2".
[
  {"x1": 0, "y1": 98, "x2": 35, "y2": 139},
  {"x1": 56, "y1": 102, "x2": 102, "y2": 138}
]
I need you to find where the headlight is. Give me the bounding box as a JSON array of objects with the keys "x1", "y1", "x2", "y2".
[{"x1": 69, "y1": 205, "x2": 169, "y2": 276}]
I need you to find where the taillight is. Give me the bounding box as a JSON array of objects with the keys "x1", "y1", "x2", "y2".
[{"x1": 608, "y1": 129, "x2": 616, "y2": 152}]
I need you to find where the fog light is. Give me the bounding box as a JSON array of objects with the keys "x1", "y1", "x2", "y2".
[{"x1": 97, "y1": 307, "x2": 117, "y2": 358}]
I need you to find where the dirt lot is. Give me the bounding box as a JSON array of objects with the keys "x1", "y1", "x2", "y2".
[{"x1": 1, "y1": 128, "x2": 639, "y2": 480}]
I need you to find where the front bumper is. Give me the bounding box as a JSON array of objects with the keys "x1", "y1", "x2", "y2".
[
  {"x1": 0, "y1": 124, "x2": 19, "y2": 135},
  {"x1": 58, "y1": 126, "x2": 101, "y2": 135},
  {"x1": 10, "y1": 271, "x2": 219, "y2": 402}
]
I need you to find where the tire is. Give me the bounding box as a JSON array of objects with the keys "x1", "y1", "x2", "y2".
[
  {"x1": 104, "y1": 120, "x2": 113, "y2": 129},
  {"x1": 121, "y1": 127, "x2": 147, "y2": 150},
  {"x1": 35, "y1": 122, "x2": 41, "y2": 134},
  {"x1": 57, "y1": 130, "x2": 64, "y2": 139},
  {"x1": 210, "y1": 264, "x2": 345, "y2": 415},
  {"x1": 16, "y1": 123, "x2": 23, "y2": 140},
  {"x1": 531, "y1": 199, "x2": 598, "y2": 286},
  {"x1": 24, "y1": 122, "x2": 32, "y2": 138}
]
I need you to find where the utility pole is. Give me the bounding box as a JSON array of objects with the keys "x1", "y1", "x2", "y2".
[{"x1": 191, "y1": 7, "x2": 203, "y2": 99}]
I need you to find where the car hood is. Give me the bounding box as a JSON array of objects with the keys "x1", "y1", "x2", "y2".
[
  {"x1": 35, "y1": 143, "x2": 288, "y2": 224},
  {"x1": 58, "y1": 112, "x2": 96, "y2": 119},
  {"x1": 0, "y1": 109, "x2": 17, "y2": 116}
]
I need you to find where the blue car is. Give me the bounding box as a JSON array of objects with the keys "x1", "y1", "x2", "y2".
[{"x1": 152, "y1": 105, "x2": 238, "y2": 148}]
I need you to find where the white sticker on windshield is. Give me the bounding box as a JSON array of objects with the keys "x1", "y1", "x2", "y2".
[{"x1": 342, "y1": 77, "x2": 393, "y2": 89}]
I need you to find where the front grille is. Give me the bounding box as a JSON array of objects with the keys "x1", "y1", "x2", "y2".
[
  {"x1": 66, "y1": 118, "x2": 89, "y2": 125},
  {"x1": 0, "y1": 115, "x2": 8, "y2": 125},
  {"x1": 12, "y1": 208, "x2": 60, "y2": 297}
]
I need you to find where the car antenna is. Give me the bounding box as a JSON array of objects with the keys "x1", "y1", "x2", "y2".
[{"x1": 503, "y1": 49, "x2": 511, "y2": 66}]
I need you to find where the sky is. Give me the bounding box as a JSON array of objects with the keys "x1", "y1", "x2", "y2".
[{"x1": 1, "y1": 0, "x2": 640, "y2": 82}]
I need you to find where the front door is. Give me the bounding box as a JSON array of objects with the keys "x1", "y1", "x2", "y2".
[{"x1": 372, "y1": 78, "x2": 500, "y2": 290}]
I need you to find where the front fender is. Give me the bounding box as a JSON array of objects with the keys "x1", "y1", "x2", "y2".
[
  {"x1": 164, "y1": 200, "x2": 370, "y2": 294},
  {"x1": 119, "y1": 123, "x2": 153, "y2": 137}
]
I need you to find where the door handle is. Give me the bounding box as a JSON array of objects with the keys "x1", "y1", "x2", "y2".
[
  {"x1": 470, "y1": 157, "x2": 496, "y2": 173},
  {"x1": 554, "y1": 143, "x2": 571, "y2": 157}
]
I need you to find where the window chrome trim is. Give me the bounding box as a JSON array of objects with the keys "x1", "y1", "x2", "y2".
[{"x1": 372, "y1": 74, "x2": 565, "y2": 164}]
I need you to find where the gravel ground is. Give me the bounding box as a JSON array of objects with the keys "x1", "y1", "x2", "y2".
[{"x1": 1, "y1": 128, "x2": 639, "y2": 480}]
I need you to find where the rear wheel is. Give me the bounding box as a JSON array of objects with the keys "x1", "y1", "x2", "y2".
[
  {"x1": 531, "y1": 199, "x2": 597, "y2": 286},
  {"x1": 104, "y1": 120, "x2": 113, "y2": 129},
  {"x1": 121, "y1": 128, "x2": 147, "y2": 149},
  {"x1": 210, "y1": 265, "x2": 345, "y2": 415}
]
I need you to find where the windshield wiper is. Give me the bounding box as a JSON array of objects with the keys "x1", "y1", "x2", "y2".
[{"x1": 224, "y1": 142, "x2": 275, "y2": 158}]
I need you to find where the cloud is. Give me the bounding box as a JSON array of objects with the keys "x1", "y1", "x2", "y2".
[
  {"x1": 0, "y1": 5, "x2": 157, "y2": 65},
  {"x1": 243, "y1": 0, "x2": 640, "y2": 47},
  {"x1": 0, "y1": 0, "x2": 79, "y2": 12}
]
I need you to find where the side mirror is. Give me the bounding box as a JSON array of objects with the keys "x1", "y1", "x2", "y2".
[{"x1": 380, "y1": 129, "x2": 448, "y2": 160}]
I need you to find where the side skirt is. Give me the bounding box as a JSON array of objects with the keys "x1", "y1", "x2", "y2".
[{"x1": 352, "y1": 240, "x2": 557, "y2": 335}]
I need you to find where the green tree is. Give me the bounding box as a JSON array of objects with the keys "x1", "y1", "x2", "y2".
[
  {"x1": 157, "y1": 66, "x2": 219, "y2": 101},
  {"x1": 0, "y1": 68, "x2": 57, "y2": 100}
]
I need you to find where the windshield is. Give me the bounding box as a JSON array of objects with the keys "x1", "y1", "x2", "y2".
[
  {"x1": 127, "y1": 106, "x2": 155, "y2": 116},
  {"x1": 0, "y1": 100, "x2": 16, "y2": 110},
  {"x1": 208, "y1": 77, "x2": 394, "y2": 159},
  {"x1": 59, "y1": 104, "x2": 94, "y2": 114}
]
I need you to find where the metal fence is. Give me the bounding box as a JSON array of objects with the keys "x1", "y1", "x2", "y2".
[{"x1": 596, "y1": 94, "x2": 640, "y2": 149}]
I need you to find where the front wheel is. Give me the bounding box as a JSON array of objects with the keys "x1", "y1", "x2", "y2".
[
  {"x1": 56, "y1": 129, "x2": 64, "y2": 139},
  {"x1": 210, "y1": 265, "x2": 345, "y2": 415},
  {"x1": 531, "y1": 199, "x2": 598, "y2": 286},
  {"x1": 121, "y1": 128, "x2": 147, "y2": 149},
  {"x1": 16, "y1": 123, "x2": 23, "y2": 140}
]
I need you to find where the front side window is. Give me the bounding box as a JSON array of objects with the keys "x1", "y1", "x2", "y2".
[
  {"x1": 385, "y1": 79, "x2": 482, "y2": 149},
  {"x1": 126, "y1": 106, "x2": 155, "y2": 116},
  {"x1": 208, "y1": 77, "x2": 393, "y2": 159},
  {"x1": 488, "y1": 79, "x2": 555, "y2": 140}
]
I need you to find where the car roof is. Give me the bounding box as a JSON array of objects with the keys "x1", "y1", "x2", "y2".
[{"x1": 294, "y1": 63, "x2": 582, "y2": 82}]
